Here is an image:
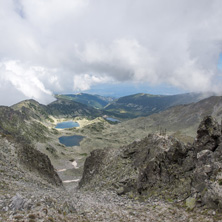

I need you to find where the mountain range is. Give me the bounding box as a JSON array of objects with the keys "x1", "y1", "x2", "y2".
[
  {"x1": 104, "y1": 92, "x2": 211, "y2": 118},
  {"x1": 56, "y1": 93, "x2": 114, "y2": 109},
  {"x1": 4, "y1": 93, "x2": 221, "y2": 143},
  {"x1": 119, "y1": 96, "x2": 222, "y2": 141},
  {"x1": 12, "y1": 97, "x2": 104, "y2": 119},
  {"x1": 55, "y1": 92, "x2": 212, "y2": 119},
  {"x1": 1, "y1": 92, "x2": 222, "y2": 221}
]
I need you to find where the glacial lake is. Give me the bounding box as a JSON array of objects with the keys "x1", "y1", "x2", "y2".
[
  {"x1": 59, "y1": 135, "x2": 84, "y2": 147},
  {"x1": 105, "y1": 117, "x2": 120, "y2": 123},
  {"x1": 55, "y1": 121, "x2": 79, "y2": 129}
]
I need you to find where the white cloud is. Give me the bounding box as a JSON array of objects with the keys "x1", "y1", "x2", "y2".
[
  {"x1": 78, "y1": 38, "x2": 157, "y2": 82},
  {"x1": 21, "y1": 0, "x2": 89, "y2": 33},
  {"x1": 73, "y1": 74, "x2": 112, "y2": 91},
  {"x1": 0, "y1": 60, "x2": 54, "y2": 105},
  {"x1": 171, "y1": 60, "x2": 214, "y2": 92},
  {"x1": 0, "y1": 0, "x2": 222, "y2": 105}
]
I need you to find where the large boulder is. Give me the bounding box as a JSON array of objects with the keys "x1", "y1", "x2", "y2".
[{"x1": 195, "y1": 116, "x2": 221, "y2": 152}]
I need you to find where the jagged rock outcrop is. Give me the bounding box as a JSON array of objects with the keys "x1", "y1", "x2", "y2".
[{"x1": 79, "y1": 116, "x2": 222, "y2": 210}]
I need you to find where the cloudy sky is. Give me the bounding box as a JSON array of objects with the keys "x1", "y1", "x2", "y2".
[{"x1": 0, "y1": 0, "x2": 222, "y2": 105}]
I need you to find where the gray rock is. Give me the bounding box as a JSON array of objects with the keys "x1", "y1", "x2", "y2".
[
  {"x1": 195, "y1": 116, "x2": 221, "y2": 152},
  {"x1": 9, "y1": 194, "x2": 26, "y2": 211},
  {"x1": 18, "y1": 143, "x2": 62, "y2": 186},
  {"x1": 79, "y1": 149, "x2": 106, "y2": 188},
  {"x1": 117, "y1": 187, "x2": 125, "y2": 195},
  {"x1": 186, "y1": 197, "x2": 196, "y2": 210},
  {"x1": 62, "y1": 201, "x2": 76, "y2": 214}
]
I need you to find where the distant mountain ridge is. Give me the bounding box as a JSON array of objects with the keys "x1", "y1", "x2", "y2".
[
  {"x1": 8, "y1": 94, "x2": 222, "y2": 144},
  {"x1": 56, "y1": 93, "x2": 114, "y2": 109},
  {"x1": 54, "y1": 92, "x2": 211, "y2": 119},
  {"x1": 47, "y1": 98, "x2": 104, "y2": 117},
  {"x1": 118, "y1": 95, "x2": 222, "y2": 142},
  {"x1": 12, "y1": 97, "x2": 106, "y2": 119},
  {"x1": 104, "y1": 92, "x2": 211, "y2": 118}
]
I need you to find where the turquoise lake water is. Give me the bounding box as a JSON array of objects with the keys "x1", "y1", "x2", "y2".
[
  {"x1": 55, "y1": 121, "x2": 79, "y2": 129},
  {"x1": 59, "y1": 135, "x2": 84, "y2": 147},
  {"x1": 105, "y1": 117, "x2": 120, "y2": 122}
]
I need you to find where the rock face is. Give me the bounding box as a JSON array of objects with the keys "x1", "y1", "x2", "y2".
[
  {"x1": 79, "y1": 149, "x2": 106, "y2": 187},
  {"x1": 79, "y1": 116, "x2": 222, "y2": 210},
  {"x1": 195, "y1": 116, "x2": 222, "y2": 152},
  {"x1": 0, "y1": 136, "x2": 83, "y2": 222},
  {"x1": 18, "y1": 143, "x2": 62, "y2": 186}
]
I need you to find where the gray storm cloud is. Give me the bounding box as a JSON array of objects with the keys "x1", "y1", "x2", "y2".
[{"x1": 0, "y1": 0, "x2": 222, "y2": 105}]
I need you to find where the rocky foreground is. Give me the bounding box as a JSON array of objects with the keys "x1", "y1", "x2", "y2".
[{"x1": 1, "y1": 116, "x2": 222, "y2": 221}]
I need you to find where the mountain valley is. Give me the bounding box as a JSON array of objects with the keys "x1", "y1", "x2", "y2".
[{"x1": 1, "y1": 93, "x2": 222, "y2": 221}]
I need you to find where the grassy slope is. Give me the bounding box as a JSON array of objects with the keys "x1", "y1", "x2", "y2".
[
  {"x1": 109, "y1": 96, "x2": 222, "y2": 143},
  {"x1": 12, "y1": 99, "x2": 50, "y2": 120},
  {"x1": 47, "y1": 98, "x2": 103, "y2": 118},
  {"x1": 0, "y1": 105, "x2": 50, "y2": 143}
]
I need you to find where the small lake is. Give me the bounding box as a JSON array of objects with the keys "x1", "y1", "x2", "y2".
[
  {"x1": 105, "y1": 117, "x2": 120, "y2": 123},
  {"x1": 59, "y1": 135, "x2": 84, "y2": 147},
  {"x1": 55, "y1": 121, "x2": 79, "y2": 129}
]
